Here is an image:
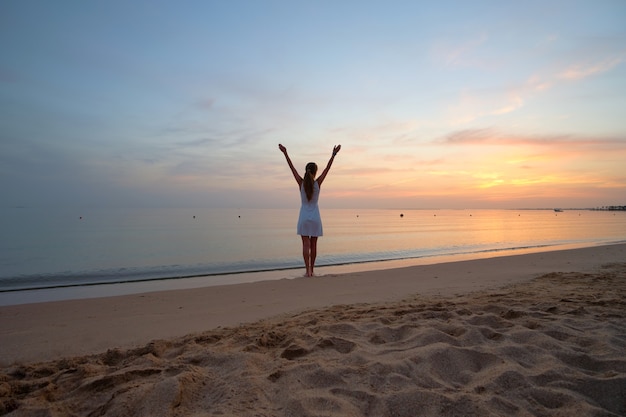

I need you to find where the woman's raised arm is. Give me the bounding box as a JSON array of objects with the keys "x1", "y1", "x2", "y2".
[
  {"x1": 316, "y1": 145, "x2": 341, "y2": 187},
  {"x1": 279, "y1": 144, "x2": 303, "y2": 187}
]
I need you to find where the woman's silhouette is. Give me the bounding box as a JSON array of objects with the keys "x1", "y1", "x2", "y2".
[{"x1": 279, "y1": 144, "x2": 341, "y2": 277}]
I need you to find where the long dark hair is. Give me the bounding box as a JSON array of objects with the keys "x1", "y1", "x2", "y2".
[{"x1": 303, "y1": 162, "x2": 318, "y2": 201}]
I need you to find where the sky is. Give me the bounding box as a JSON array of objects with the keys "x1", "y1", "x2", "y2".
[{"x1": 1, "y1": 1, "x2": 625, "y2": 209}]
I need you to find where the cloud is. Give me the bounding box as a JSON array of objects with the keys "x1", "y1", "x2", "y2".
[
  {"x1": 446, "y1": 46, "x2": 625, "y2": 125},
  {"x1": 526, "y1": 75, "x2": 552, "y2": 92},
  {"x1": 440, "y1": 128, "x2": 496, "y2": 144},
  {"x1": 518, "y1": 52, "x2": 626, "y2": 104},
  {"x1": 558, "y1": 55, "x2": 625, "y2": 80},
  {"x1": 162, "y1": 126, "x2": 276, "y2": 157},
  {"x1": 433, "y1": 32, "x2": 489, "y2": 68},
  {"x1": 490, "y1": 94, "x2": 524, "y2": 115},
  {"x1": 176, "y1": 138, "x2": 217, "y2": 148},
  {"x1": 438, "y1": 128, "x2": 624, "y2": 149},
  {"x1": 447, "y1": 85, "x2": 529, "y2": 125}
]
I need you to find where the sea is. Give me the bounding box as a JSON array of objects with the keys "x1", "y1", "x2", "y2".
[{"x1": 1, "y1": 207, "x2": 625, "y2": 298}]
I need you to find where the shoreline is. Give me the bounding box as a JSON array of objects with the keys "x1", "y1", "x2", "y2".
[
  {"x1": 0, "y1": 240, "x2": 618, "y2": 307},
  {"x1": 0, "y1": 241, "x2": 575, "y2": 296},
  {"x1": 0, "y1": 243, "x2": 624, "y2": 366}
]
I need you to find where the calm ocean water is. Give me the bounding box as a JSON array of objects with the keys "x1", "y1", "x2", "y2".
[{"x1": 1, "y1": 207, "x2": 625, "y2": 292}]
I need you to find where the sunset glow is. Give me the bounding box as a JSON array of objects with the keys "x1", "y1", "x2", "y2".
[{"x1": 1, "y1": 1, "x2": 624, "y2": 209}]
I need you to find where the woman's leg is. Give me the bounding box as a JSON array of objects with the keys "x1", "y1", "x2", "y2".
[
  {"x1": 301, "y1": 236, "x2": 311, "y2": 276},
  {"x1": 310, "y1": 236, "x2": 318, "y2": 276}
]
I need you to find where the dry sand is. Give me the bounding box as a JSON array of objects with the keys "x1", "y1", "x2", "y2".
[{"x1": 0, "y1": 244, "x2": 625, "y2": 416}]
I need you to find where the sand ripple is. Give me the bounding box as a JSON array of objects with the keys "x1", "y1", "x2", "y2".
[{"x1": 2, "y1": 263, "x2": 625, "y2": 416}]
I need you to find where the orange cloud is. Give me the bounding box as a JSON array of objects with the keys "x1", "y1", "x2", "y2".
[
  {"x1": 438, "y1": 128, "x2": 623, "y2": 149},
  {"x1": 325, "y1": 128, "x2": 626, "y2": 207},
  {"x1": 446, "y1": 52, "x2": 625, "y2": 126},
  {"x1": 558, "y1": 55, "x2": 625, "y2": 80}
]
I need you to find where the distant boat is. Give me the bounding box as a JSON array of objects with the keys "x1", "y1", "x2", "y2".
[{"x1": 554, "y1": 208, "x2": 563, "y2": 212}]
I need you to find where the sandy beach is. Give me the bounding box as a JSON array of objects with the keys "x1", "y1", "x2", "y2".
[{"x1": 1, "y1": 244, "x2": 625, "y2": 416}]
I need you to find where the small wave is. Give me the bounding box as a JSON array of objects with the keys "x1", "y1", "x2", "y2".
[{"x1": 0, "y1": 241, "x2": 598, "y2": 293}]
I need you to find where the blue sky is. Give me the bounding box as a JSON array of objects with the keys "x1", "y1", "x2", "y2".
[{"x1": 1, "y1": 1, "x2": 625, "y2": 208}]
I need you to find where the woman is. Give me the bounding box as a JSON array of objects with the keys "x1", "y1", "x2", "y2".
[{"x1": 279, "y1": 143, "x2": 341, "y2": 277}]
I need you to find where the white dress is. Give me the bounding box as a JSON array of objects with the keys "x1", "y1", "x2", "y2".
[{"x1": 297, "y1": 181, "x2": 323, "y2": 237}]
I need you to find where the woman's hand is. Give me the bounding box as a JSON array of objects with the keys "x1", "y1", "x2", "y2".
[
  {"x1": 279, "y1": 144, "x2": 287, "y2": 154},
  {"x1": 333, "y1": 145, "x2": 341, "y2": 156}
]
